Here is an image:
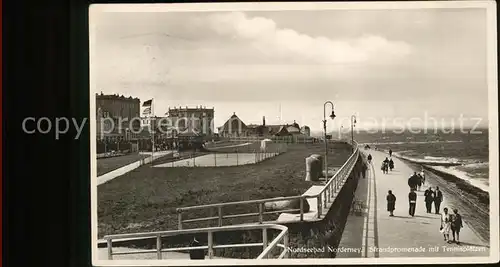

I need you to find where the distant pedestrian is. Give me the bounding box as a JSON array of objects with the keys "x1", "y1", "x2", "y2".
[
  {"x1": 408, "y1": 188, "x2": 417, "y2": 217},
  {"x1": 382, "y1": 157, "x2": 390, "y2": 174},
  {"x1": 434, "y1": 187, "x2": 443, "y2": 214},
  {"x1": 408, "y1": 172, "x2": 419, "y2": 191},
  {"x1": 440, "y1": 208, "x2": 452, "y2": 243},
  {"x1": 381, "y1": 161, "x2": 388, "y2": 174},
  {"x1": 367, "y1": 154, "x2": 372, "y2": 164},
  {"x1": 417, "y1": 173, "x2": 425, "y2": 190},
  {"x1": 389, "y1": 149, "x2": 393, "y2": 157},
  {"x1": 424, "y1": 187, "x2": 435, "y2": 213},
  {"x1": 417, "y1": 174, "x2": 423, "y2": 191},
  {"x1": 189, "y1": 237, "x2": 205, "y2": 260},
  {"x1": 451, "y1": 209, "x2": 463, "y2": 244},
  {"x1": 419, "y1": 168, "x2": 426, "y2": 185},
  {"x1": 387, "y1": 190, "x2": 396, "y2": 216},
  {"x1": 389, "y1": 158, "x2": 394, "y2": 171}
]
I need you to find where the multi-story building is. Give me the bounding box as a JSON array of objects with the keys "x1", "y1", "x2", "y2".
[
  {"x1": 140, "y1": 116, "x2": 178, "y2": 138},
  {"x1": 166, "y1": 106, "x2": 215, "y2": 136},
  {"x1": 95, "y1": 93, "x2": 141, "y2": 141}
]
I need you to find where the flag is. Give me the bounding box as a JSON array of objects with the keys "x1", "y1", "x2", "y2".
[
  {"x1": 143, "y1": 99, "x2": 153, "y2": 107},
  {"x1": 143, "y1": 107, "x2": 151, "y2": 115}
]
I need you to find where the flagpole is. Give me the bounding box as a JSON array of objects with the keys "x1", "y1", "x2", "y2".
[
  {"x1": 151, "y1": 98, "x2": 155, "y2": 166},
  {"x1": 279, "y1": 103, "x2": 282, "y2": 124}
]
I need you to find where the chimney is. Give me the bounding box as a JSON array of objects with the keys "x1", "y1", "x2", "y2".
[{"x1": 263, "y1": 116, "x2": 266, "y2": 126}]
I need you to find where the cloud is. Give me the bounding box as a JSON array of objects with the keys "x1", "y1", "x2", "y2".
[{"x1": 206, "y1": 12, "x2": 412, "y2": 64}]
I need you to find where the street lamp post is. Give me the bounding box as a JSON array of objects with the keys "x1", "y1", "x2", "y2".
[
  {"x1": 351, "y1": 115, "x2": 357, "y2": 152},
  {"x1": 323, "y1": 101, "x2": 336, "y2": 181}
]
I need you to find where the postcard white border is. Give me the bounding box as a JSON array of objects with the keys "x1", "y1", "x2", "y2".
[{"x1": 90, "y1": 1, "x2": 499, "y2": 266}]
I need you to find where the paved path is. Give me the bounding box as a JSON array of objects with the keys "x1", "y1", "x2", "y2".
[
  {"x1": 338, "y1": 149, "x2": 489, "y2": 258},
  {"x1": 97, "y1": 151, "x2": 173, "y2": 185}
]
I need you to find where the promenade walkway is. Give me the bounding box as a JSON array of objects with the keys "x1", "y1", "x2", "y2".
[{"x1": 338, "y1": 149, "x2": 489, "y2": 258}]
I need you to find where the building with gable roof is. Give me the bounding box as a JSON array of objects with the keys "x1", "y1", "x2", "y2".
[{"x1": 217, "y1": 113, "x2": 250, "y2": 137}]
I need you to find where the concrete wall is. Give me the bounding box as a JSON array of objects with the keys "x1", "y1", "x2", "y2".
[{"x1": 281, "y1": 154, "x2": 366, "y2": 258}]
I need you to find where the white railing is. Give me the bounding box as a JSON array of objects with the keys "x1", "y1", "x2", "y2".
[
  {"x1": 176, "y1": 142, "x2": 360, "y2": 229},
  {"x1": 103, "y1": 224, "x2": 289, "y2": 260}
]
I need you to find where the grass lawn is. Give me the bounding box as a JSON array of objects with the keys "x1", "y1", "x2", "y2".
[
  {"x1": 98, "y1": 142, "x2": 353, "y2": 238},
  {"x1": 97, "y1": 153, "x2": 151, "y2": 176}
]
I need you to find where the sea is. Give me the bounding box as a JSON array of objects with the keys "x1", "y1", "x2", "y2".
[{"x1": 352, "y1": 129, "x2": 490, "y2": 193}]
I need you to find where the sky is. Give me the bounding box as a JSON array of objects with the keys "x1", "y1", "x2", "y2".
[{"x1": 90, "y1": 6, "x2": 491, "y2": 132}]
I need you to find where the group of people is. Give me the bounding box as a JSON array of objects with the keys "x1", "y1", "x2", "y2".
[
  {"x1": 381, "y1": 157, "x2": 395, "y2": 174},
  {"x1": 382, "y1": 149, "x2": 464, "y2": 244},
  {"x1": 424, "y1": 186, "x2": 443, "y2": 214},
  {"x1": 408, "y1": 171, "x2": 426, "y2": 191},
  {"x1": 441, "y1": 207, "x2": 464, "y2": 244}
]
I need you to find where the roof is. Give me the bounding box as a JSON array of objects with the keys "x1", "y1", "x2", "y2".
[
  {"x1": 219, "y1": 113, "x2": 248, "y2": 133},
  {"x1": 96, "y1": 93, "x2": 140, "y2": 101},
  {"x1": 178, "y1": 132, "x2": 202, "y2": 137},
  {"x1": 168, "y1": 106, "x2": 214, "y2": 112},
  {"x1": 265, "y1": 125, "x2": 290, "y2": 136},
  {"x1": 287, "y1": 121, "x2": 300, "y2": 129}
]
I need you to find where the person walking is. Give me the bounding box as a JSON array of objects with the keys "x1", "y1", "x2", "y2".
[
  {"x1": 382, "y1": 157, "x2": 390, "y2": 174},
  {"x1": 424, "y1": 187, "x2": 435, "y2": 213},
  {"x1": 408, "y1": 188, "x2": 417, "y2": 217},
  {"x1": 387, "y1": 190, "x2": 396, "y2": 216},
  {"x1": 408, "y1": 172, "x2": 418, "y2": 191},
  {"x1": 417, "y1": 173, "x2": 424, "y2": 190},
  {"x1": 189, "y1": 237, "x2": 205, "y2": 259},
  {"x1": 389, "y1": 158, "x2": 394, "y2": 171},
  {"x1": 440, "y1": 208, "x2": 452, "y2": 243},
  {"x1": 419, "y1": 168, "x2": 426, "y2": 185},
  {"x1": 417, "y1": 174, "x2": 423, "y2": 191},
  {"x1": 389, "y1": 149, "x2": 393, "y2": 157},
  {"x1": 434, "y1": 187, "x2": 443, "y2": 214},
  {"x1": 367, "y1": 154, "x2": 372, "y2": 164},
  {"x1": 451, "y1": 209, "x2": 464, "y2": 244}
]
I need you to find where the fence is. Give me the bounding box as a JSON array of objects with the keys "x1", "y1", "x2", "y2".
[
  {"x1": 103, "y1": 224, "x2": 289, "y2": 260},
  {"x1": 225, "y1": 136, "x2": 317, "y2": 144},
  {"x1": 206, "y1": 142, "x2": 288, "y2": 153},
  {"x1": 161, "y1": 149, "x2": 286, "y2": 168},
  {"x1": 97, "y1": 141, "x2": 135, "y2": 155},
  {"x1": 176, "y1": 141, "x2": 360, "y2": 229},
  {"x1": 224, "y1": 136, "x2": 347, "y2": 144}
]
